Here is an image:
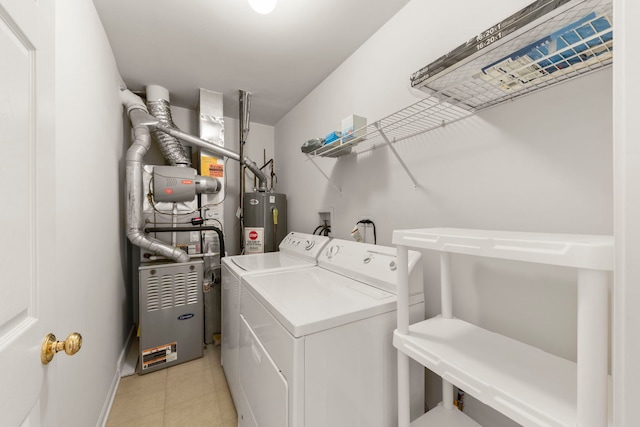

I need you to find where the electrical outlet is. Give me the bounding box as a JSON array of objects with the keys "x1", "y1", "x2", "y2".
[
  {"x1": 359, "y1": 215, "x2": 374, "y2": 224},
  {"x1": 356, "y1": 215, "x2": 376, "y2": 244}
]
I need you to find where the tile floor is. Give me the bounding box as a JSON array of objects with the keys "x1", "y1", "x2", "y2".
[{"x1": 106, "y1": 345, "x2": 237, "y2": 427}]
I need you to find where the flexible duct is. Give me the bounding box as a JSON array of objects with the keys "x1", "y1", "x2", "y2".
[
  {"x1": 146, "y1": 84, "x2": 191, "y2": 167},
  {"x1": 121, "y1": 89, "x2": 190, "y2": 263}
]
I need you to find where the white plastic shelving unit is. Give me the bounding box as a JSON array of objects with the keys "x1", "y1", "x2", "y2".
[{"x1": 392, "y1": 228, "x2": 614, "y2": 427}]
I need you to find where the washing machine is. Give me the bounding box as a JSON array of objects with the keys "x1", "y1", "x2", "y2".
[
  {"x1": 238, "y1": 239, "x2": 425, "y2": 427},
  {"x1": 221, "y1": 231, "x2": 331, "y2": 416}
]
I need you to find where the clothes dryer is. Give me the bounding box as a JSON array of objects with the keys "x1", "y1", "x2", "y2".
[
  {"x1": 221, "y1": 231, "x2": 330, "y2": 416},
  {"x1": 238, "y1": 239, "x2": 425, "y2": 427}
]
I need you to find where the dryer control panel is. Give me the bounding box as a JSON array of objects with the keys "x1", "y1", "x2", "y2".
[{"x1": 279, "y1": 232, "x2": 331, "y2": 260}]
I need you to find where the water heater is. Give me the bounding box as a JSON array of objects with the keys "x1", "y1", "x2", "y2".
[{"x1": 243, "y1": 192, "x2": 287, "y2": 254}]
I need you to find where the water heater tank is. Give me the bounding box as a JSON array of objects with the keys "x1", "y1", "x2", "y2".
[{"x1": 243, "y1": 192, "x2": 287, "y2": 254}]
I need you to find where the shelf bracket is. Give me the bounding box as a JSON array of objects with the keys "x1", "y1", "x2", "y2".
[
  {"x1": 376, "y1": 123, "x2": 420, "y2": 189},
  {"x1": 305, "y1": 154, "x2": 342, "y2": 195}
]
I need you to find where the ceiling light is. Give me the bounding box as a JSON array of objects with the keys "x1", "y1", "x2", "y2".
[{"x1": 248, "y1": 0, "x2": 277, "y2": 14}]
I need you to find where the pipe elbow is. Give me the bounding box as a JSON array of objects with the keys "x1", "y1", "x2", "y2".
[
  {"x1": 126, "y1": 229, "x2": 190, "y2": 263},
  {"x1": 120, "y1": 89, "x2": 148, "y2": 115}
]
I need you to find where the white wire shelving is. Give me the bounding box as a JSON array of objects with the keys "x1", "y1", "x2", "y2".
[{"x1": 306, "y1": 0, "x2": 613, "y2": 189}]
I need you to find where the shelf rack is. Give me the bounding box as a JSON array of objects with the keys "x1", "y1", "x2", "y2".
[
  {"x1": 392, "y1": 228, "x2": 614, "y2": 427},
  {"x1": 306, "y1": 0, "x2": 613, "y2": 187}
]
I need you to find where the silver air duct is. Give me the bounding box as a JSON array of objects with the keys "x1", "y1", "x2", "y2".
[
  {"x1": 152, "y1": 122, "x2": 268, "y2": 190},
  {"x1": 121, "y1": 88, "x2": 268, "y2": 262},
  {"x1": 146, "y1": 84, "x2": 191, "y2": 167},
  {"x1": 121, "y1": 89, "x2": 190, "y2": 263}
]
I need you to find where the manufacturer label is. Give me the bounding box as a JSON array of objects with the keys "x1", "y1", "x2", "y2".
[
  {"x1": 249, "y1": 199, "x2": 259, "y2": 205},
  {"x1": 181, "y1": 180, "x2": 193, "y2": 185},
  {"x1": 269, "y1": 196, "x2": 276, "y2": 203},
  {"x1": 141, "y1": 342, "x2": 178, "y2": 370},
  {"x1": 164, "y1": 188, "x2": 173, "y2": 195},
  {"x1": 244, "y1": 227, "x2": 264, "y2": 254}
]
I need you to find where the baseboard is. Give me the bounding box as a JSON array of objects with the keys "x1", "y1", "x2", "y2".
[{"x1": 95, "y1": 324, "x2": 136, "y2": 427}]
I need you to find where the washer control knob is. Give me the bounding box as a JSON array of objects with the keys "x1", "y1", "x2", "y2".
[
  {"x1": 389, "y1": 261, "x2": 397, "y2": 271},
  {"x1": 363, "y1": 255, "x2": 372, "y2": 264},
  {"x1": 305, "y1": 240, "x2": 315, "y2": 250},
  {"x1": 326, "y1": 245, "x2": 340, "y2": 259}
]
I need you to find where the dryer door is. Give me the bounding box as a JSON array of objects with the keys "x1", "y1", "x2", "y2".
[{"x1": 239, "y1": 314, "x2": 289, "y2": 427}]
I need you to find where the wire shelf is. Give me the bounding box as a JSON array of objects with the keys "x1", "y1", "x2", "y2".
[{"x1": 308, "y1": 0, "x2": 612, "y2": 159}]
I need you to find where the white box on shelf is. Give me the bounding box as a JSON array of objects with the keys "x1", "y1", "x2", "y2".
[{"x1": 342, "y1": 114, "x2": 367, "y2": 141}]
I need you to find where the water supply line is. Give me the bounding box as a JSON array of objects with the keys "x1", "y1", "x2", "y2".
[{"x1": 121, "y1": 87, "x2": 268, "y2": 262}]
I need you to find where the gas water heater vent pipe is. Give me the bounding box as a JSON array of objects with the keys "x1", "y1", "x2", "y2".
[
  {"x1": 152, "y1": 122, "x2": 268, "y2": 191},
  {"x1": 145, "y1": 84, "x2": 191, "y2": 167},
  {"x1": 121, "y1": 89, "x2": 190, "y2": 263},
  {"x1": 239, "y1": 90, "x2": 251, "y2": 252}
]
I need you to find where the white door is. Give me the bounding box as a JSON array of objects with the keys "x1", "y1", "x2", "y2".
[{"x1": 0, "y1": 0, "x2": 58, "y2": 425}]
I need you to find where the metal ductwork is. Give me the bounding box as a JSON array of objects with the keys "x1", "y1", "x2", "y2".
[
  {"x1": 146, "y1": 84, "x2": 191, "y2": 167},
  {"x1": 121, "y1": 87, "x2": 269, "y2": 262},
  {"x1": 152, "y1": 121, "x2": 268, "y2": 190},
  {"x1": 121, "y1": 89, "x2": 190, "y2": 263}
]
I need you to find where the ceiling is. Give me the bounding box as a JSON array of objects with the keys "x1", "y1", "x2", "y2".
[{"x1": 92, "y1": 0, "x2": 410, "y2": 125}]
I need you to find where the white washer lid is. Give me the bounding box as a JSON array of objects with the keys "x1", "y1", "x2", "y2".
[
  {"x1": 242, "y1": 267, "x2": 397, "y2": 338},
  {"x1": 226, "y1": 252, "x2": 311, "y2": 274}
]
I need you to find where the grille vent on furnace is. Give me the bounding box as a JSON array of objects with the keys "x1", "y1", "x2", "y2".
[
  {"x1": 174, "y1": 273, "x2": 187, "y2": 306},
  {"x1": 145, "y1": 270, "x2": 200, "y2": 313},
  {"x1": 147, "y1": 276, "x2": 160, "y2": 312},
  {"x1": 160, "y1": 275, "x2": 174, "y2": 310},
  {"x1": 187, "y1": 271, "x2": 199, "y2": 305}
]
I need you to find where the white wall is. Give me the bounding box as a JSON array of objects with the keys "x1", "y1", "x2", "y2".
[
  {"x1": 55, "y1": 1, "x2": 130, "y2": 425},
  {"x1": 171, "y1": 106, "x2": 276, "y2": 256},
  {"x1": 275, "y1": 0, "x2": 613, "y2": 425}
]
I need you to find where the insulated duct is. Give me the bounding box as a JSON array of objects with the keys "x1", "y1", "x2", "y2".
[
  {"x1": 121, "y1": 89, "x2": 190, "y2": 263},
  {"x1": 146, "y1": 84, "x2": 191, "y2": 167}
]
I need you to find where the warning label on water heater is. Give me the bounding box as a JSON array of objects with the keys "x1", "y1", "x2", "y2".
[{"x1": 244, "y1": 227, "x2": 264, "y2": 254}]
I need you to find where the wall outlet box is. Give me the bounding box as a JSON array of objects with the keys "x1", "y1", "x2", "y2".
[{"x1": 342, "y1": 115, "x2": 367, "y2": 141}]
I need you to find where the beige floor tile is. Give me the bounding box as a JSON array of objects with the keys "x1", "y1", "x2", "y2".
[
  {"x1": 107, "y1": 347, "x2": 238, "y2": 427},
  {"x1": 166, "y1": 355, "x2": 211, "y2": 381},
  {"x1": 116, "y1": 368, "x2": 167, "y2": 397},
  {"x1": 216, "y1": 390, "x2": 238, "y2": 424},
  {"x1": 107, "y1": 387, "x2": 165, "y2": 425},
  {"x1": 166, "y1": 369, "x2": 216, "y2": 409},
  {"x1": 107, "y1": 410, "x2": 164, "y2": 427},
  {"x1": 164, "y1": 392, "x2": 223, "y2": 427}
]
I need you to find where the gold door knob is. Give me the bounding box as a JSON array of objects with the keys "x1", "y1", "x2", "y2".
[{"x1": 41, "y1": 332, "x2": 82, "y2": 365}]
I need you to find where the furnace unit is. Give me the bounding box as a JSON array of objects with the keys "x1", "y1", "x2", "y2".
[{"x1": 138, "y1": 261, "x2": 204, "y2": 374}]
